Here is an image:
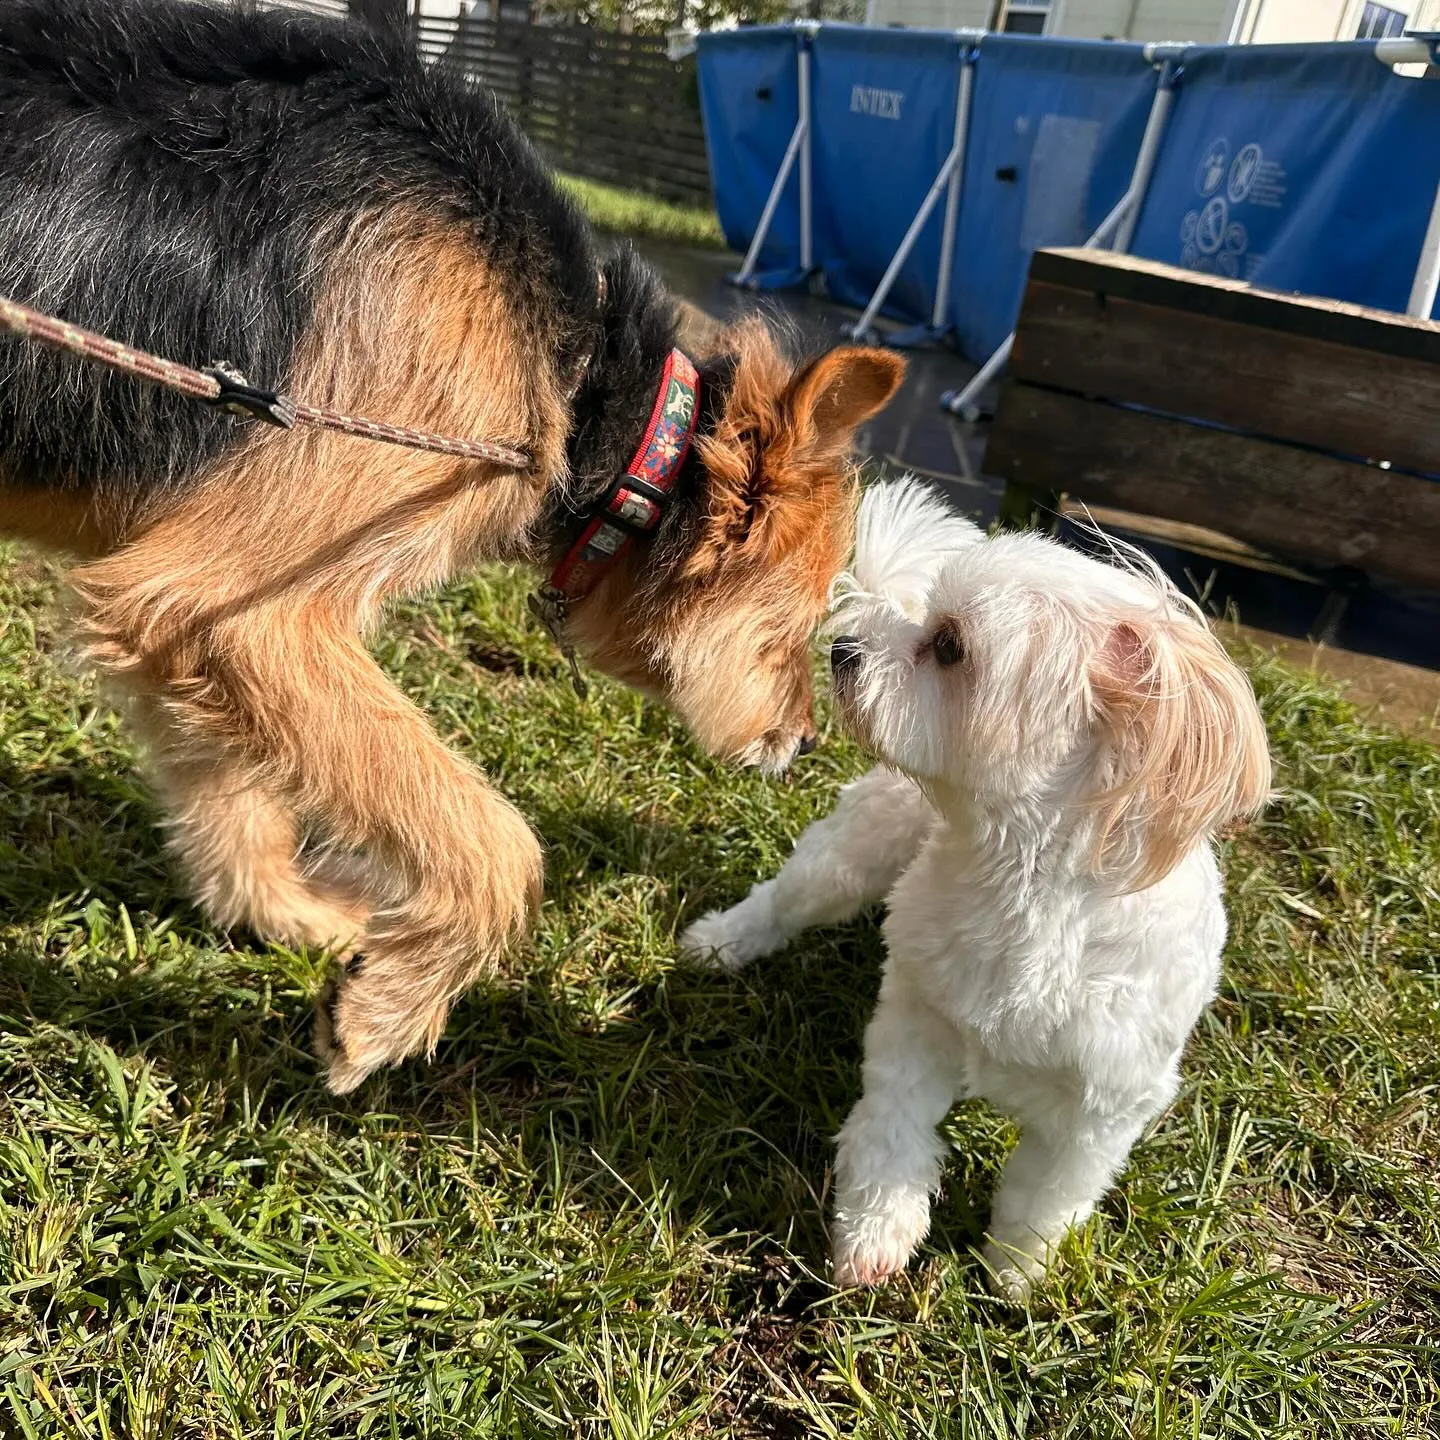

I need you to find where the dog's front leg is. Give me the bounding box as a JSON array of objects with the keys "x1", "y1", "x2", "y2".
[
  {"x1": 680, "y1": 765, "x2": 933, "y2": 971},
  {"x1": 981, "y1": 1102, "x2": 1158, "y2": 1303},
  {"x1": 297, "y1": 632, "x2": 542, "y2": 1092},
  {"x1": 830, "y1": 968, "x2": 961, "y2": 1286},
  {"x1": 125, "y1": 691, "x2": 371, "y2": 951},
  {"x1": 172, "y1": 609, "x2": 544, "y2": 1093}
]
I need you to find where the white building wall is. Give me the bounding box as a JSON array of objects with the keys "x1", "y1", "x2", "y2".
[
  {"x1": 866, "y1": 0, "x2": 993, "y2": 29},
  {"x1": 1243, "y1": 0, "x2": 1348, "y2": 41},
  {"x1": 869, "y1": 0, "x2": 1440, "y2": 39},
  {"x1": 867, "y1": 0, "x2": 1232, "y2": 35},
  {"x1": 1053, "y1": 0, "x2": 1231, "y2": 41},
  {"x1": 1245, "y1": 0, "x2": 1440, "y2": 41}
]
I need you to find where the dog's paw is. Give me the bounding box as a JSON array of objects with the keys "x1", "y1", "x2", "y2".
[
  {"x1": 831, "y1": 1186, "x2": 931, "y2": 1287},
  {"x1": 679, "y1": 885, "x2": 785, "y2": 972},
  {"x1": 313, "y1": 957, "x2": 448, "y2": 1094},
  {"x1": 979, "y1": 1237, "x2": 1048, "y2": 1306},
  {"x1": 314, "y1": 976, "x2": 370, "y2": 1094},
  {"x1": 311, "y1": 807, "x2": 539, "y2": 1093}
]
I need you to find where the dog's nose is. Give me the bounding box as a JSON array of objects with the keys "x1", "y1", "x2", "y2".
[
  {"x1": 831, "y1": 635, "x2": 863, "y2": 677},
  {"x1": 796, "y1": 733, "x2": 818, "y2": 757}
]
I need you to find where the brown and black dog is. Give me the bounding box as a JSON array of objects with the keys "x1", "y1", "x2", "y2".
[{"x1": 0, "y1": 0, "x2": 904, "y2": 1089}]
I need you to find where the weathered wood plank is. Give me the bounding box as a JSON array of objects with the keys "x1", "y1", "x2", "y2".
[
  {"x1": 1029, "y1": 248, "x2": 1440, "y2": 363},
  {"x1": 1056, "y1": 501, "x2": 1318, "y2": 583},
  {"x1": 984, "y1": 383, "x2": 1440, "y2": 589},
  {"x1": 1011, "y1": 281, "x2": 1440, "y2": 475},
  {"x1": 528, "y1": 97, "x2": 708, "y2": 142}
]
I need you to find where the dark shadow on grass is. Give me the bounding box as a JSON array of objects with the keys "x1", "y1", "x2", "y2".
[
  {"x1": 0, "y1": 752, "x2": 184, "y2": 923},
  {"x1": 526, "y1": 797, "x2": 717, "y2": 903},
  {"x1": 2, "y1": 780, "x2": 990, "y2": 1279},
  {"x1": 0, "y1": 750, "x2": 310, "y2": 1080}
]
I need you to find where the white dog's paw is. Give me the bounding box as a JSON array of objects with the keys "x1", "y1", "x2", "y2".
[
  {"x1": 980, "y1": 1237, "x2": 1048, "y2": 1305},
  {"x1": 831, "y1": 1186, "x2": 931, "y2": 1287},
  {"x1": 678, "y1": 885, "x2": 784, "y2": 972}
]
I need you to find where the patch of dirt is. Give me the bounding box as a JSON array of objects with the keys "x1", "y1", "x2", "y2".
[{"x1": 465, "y1": 643, "x2": 529, "y2": 676}]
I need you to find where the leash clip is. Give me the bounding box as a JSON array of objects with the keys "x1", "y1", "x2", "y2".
[
  {"x1": 203, "y1": 362, "x2": 297, "y2": 428},
  {"x1": 528, "y1": 586, "x2": 588, "y2": 700}
]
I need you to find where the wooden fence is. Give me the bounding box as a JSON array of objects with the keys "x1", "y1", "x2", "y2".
[{"x1": 414, "y1": 16, "x2": 712, "y2": 207}]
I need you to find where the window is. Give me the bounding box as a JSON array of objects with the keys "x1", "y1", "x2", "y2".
[
  {"x1": 1355, "y1": 3, "x2": 1408, "y2": 40},
  {"x1": 1003, "y1": 1, "x2": 1050, "y2": 36}
]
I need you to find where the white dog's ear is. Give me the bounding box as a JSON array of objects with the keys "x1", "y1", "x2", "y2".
[
  {"x1": 839, "y1": 477, "x2": 983, "y2": 623},
  {"x1": 1089, "y1": 614, "x2": 1271, "y2": 891}
]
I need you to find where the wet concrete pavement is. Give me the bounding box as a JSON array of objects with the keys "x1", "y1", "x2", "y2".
[
  {"x1": 644, "y1": 239, "x2": 992, "y2": 498},
  {"x1": 639, "y1": 238, "x2": 1440, "y2": 733}
]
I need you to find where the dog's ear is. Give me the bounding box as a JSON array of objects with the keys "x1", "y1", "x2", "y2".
[
  {"x1": 694, "y1": 329, "x2": 904, "y2": 570},
  {"x1": 782, "y1": 347, "x2": 907, "y2": 463},
  {"x1": 1089, "y1": 614, "x2": 1271, "y2": 892}
]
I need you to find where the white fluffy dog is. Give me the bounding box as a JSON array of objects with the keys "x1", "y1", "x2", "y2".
[{"x1": 682, "y1": 480, "x2": 1270, "y2": 1300}]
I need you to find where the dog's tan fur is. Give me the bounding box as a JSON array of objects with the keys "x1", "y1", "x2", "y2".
[{"x1": 2, "y1": 219, "x2": 904, "y2": 1089}]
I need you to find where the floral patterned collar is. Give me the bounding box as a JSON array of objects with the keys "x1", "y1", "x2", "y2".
[{"x1": 530, "y1": 349, "x2": 700, "y2": 697}]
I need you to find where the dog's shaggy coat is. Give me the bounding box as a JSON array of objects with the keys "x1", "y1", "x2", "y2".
[
  {"x1": 684, "y1": 482, "x2": 1270, "y2": 1298},
  {"x1": 0, "y1": 0, "x2": 903, "y2": 1089}
]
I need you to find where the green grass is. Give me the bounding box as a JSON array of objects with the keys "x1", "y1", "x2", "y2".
[
  {"x1": 557, "y1": 173, "x2": 726, "y2": 251},
  {"x1": 0, "y1": 542, "x2": 1437, "y2": 1437}
]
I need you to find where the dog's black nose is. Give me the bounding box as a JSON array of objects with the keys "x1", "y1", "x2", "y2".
[
  {"x1": 796, "y1": 733, "x2": 818, "y2": 757},
  {"x1": 831, "y1": 635, "x2": 863, "y2": 677}
]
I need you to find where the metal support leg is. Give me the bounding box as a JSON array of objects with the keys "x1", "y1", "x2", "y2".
[
  {"x1": 945, "y1": 335, "x2": 1014, "y2": 422},
  {"x1": 1406, "y1": 179, "x2": 1440, "y2": 320},
  {"x1": 799, "y1": 36, "x2": 813, "y2": 276},
  {"x1": 729, "y1": 116, "x2": 805, "y2": 287},
  {"x1": 1112, "y1": 66, "x2": 1180, "y2": 254},
  {"x1": 931, "y1": 49, "x2": 977, "y2": 332},
  {"x1": 845, "y1": 33, "x2": 981, "y2": 345},
  {"x1": 938, "y1": 190, "x2": 1133, "y2": 420},
  {"x1": 1313, "y1": 567, "x2": 1367, "y2": 647},
  {"x1": 940, "y1": 50, "x2": 1186, "y2": 421},
  {"x1": 728, "y1": 27, "x2": 817, "y2": 291},
  {"x1": 845, "y1": 150, "x2": 962, "y2": 342},
  {"x1": 1382, "y1": 36, "x2": 1440, "y2": 317}
]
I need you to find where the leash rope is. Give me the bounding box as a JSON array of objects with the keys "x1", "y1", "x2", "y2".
[{"x1": 0, "y1": 293, "x2": 532, "y2": 470}]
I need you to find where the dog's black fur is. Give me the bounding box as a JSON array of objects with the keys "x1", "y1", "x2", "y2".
[
  {"x1": 0, "y1": 0, "x2": 693, "y2": 530},
  {"x1": 0, "y1": 0, "x2": 907, "y2": 1095}
]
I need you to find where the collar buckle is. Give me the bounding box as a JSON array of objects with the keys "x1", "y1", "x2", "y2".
[
  {"x1": 536, "y1": 348, "x2": 700, "y2": 698},
  {"x1": 527, "y1": 586, "x2": 588, "y2": 699}
]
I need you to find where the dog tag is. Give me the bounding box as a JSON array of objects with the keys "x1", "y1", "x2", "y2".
[{"x1": 527, "y1": 588, "x2": 589, "y2": 700}]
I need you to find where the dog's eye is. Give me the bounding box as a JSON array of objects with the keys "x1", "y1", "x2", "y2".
[{"x1": 932, "y1": 627, "x2": 964, "y2": 667}]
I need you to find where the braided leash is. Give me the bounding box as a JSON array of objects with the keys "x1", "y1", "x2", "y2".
[{"x1": 0, "y1": 293, "x2": 532, "y2": 471}]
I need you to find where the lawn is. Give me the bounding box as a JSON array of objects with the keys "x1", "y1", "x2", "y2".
[
  {"x1": 556, "y1": 174, "x2": 727, "y2": 252},
  {"x1": 0, "y1": 538, "x2": 1437, "y2": 1438}
]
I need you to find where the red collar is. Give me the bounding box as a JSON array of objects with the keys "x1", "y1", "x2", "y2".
[
  {"x1": 550, "y1": 348, "x2": 700, "y2": 601},
  {"x1": 531, "y1": 348, "x2": 700, "y2": 696}
]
